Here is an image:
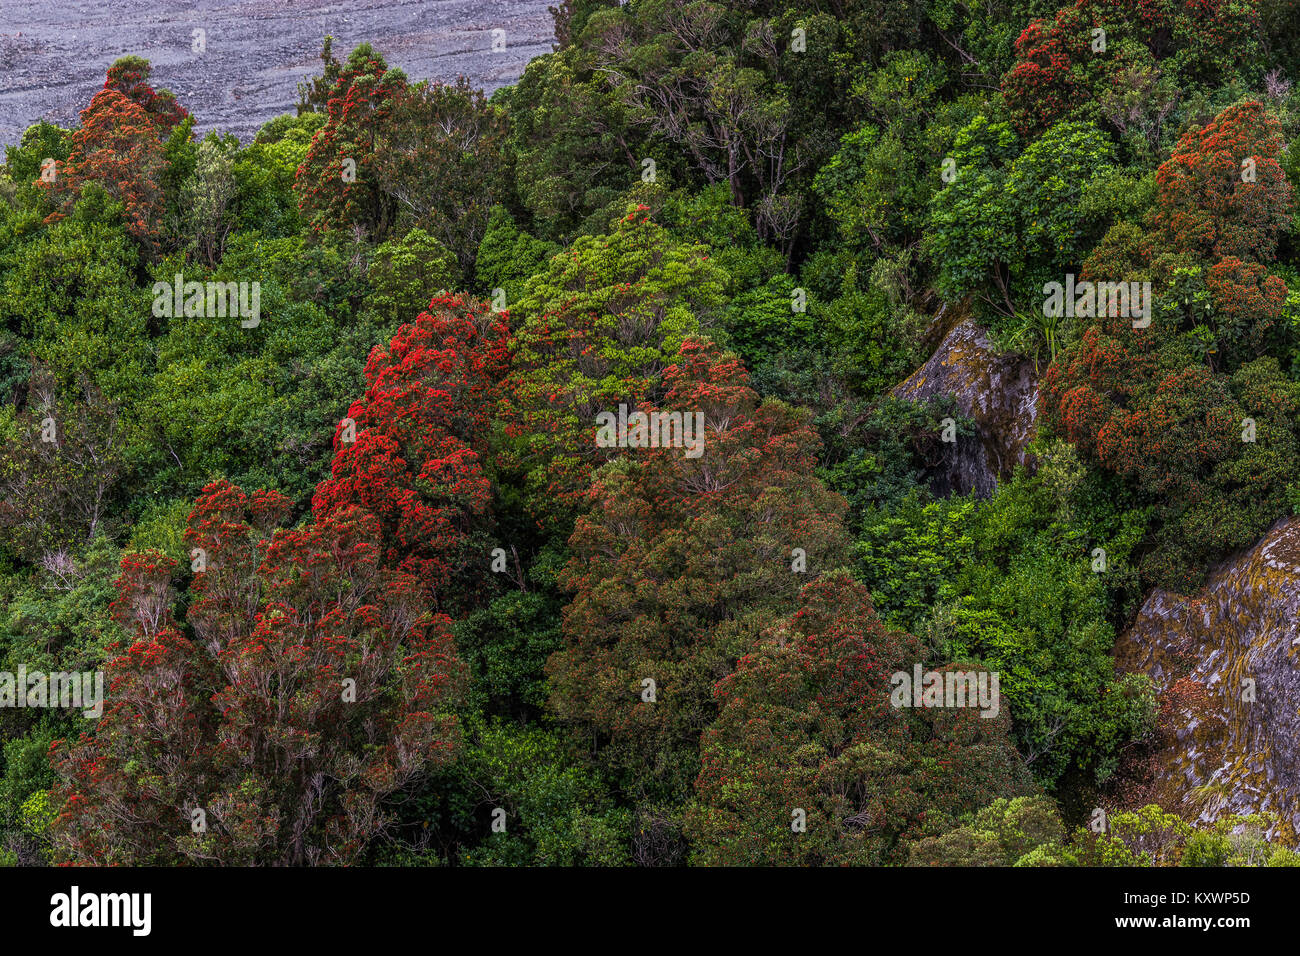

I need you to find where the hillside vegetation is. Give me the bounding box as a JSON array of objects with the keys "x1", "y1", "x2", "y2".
[{"x1": 2, "y1": 0, "x2": 1299, "y2": 868}]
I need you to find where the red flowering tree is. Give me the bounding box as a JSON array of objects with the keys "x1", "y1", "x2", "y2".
[
  {"x1": 50, "y1": 481, "x2": 466, "y2": 865},
  {"x1": 294, "y1": 43, "x2": 405, "y2": 240},
  {"x1": 687, "y1": 572, "x2": 1034, "y2": 865},
  {"x1": 1204, "y1": 255, "x2": 1289, "y2": 365},
  {"x1": 546, "y1": 339, "x2": 850, "y2": 817},
  {"x1": 1041, "y1": 303, "x2": 1300, "y2": 588},
  {"x1": 1042, "y1": 300, "x2": 1240, "y2": 494},
  {"x1": 311, "y1": 293, "x2": 507, "y2": 606},
  {"x1": 40, "y1": 88, "x2": 167, "y2": 244},
  {"x1": 1041, "y1": 96, "x2": 1295, "y2": 589},
  {"x1": 1002, "y1": 0, "x2": 1262, "y2": 135},
  {"x1": 1153, "y1": 101, "x2": 1292, "y2": 263},
  {"x1": 1002, "y1": 4, "x2": 1112, "y2": 136},
  {"x1": 103, "y1": 55, "x2": 190, "y2": 135}
]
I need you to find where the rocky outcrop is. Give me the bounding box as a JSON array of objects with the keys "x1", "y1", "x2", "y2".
[
  {"x1": 892, "y1": 315, "x2": 1038, "y2": 497},
  {"x1": 1114, "y1": 517, "x2": 1300, "y2": 842}
]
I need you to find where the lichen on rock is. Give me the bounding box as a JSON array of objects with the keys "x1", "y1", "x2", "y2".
[
  {"x1": 1114, "y1": 517, "x2": 1300, "y2": 844},
  {"x1": 892, "y1": 314, "x2": 1039, "y2": 497}
]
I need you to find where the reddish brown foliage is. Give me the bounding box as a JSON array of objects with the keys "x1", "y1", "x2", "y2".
[
  {"x1": 689, "y1": 573, "x2": 1034, "y2": 865},
  {"x1": 51, "y1": 481, "x2": 466, "y2": 865},
  {"x1": 547, "y1": 338, "x2": 850, "y2": 805}
]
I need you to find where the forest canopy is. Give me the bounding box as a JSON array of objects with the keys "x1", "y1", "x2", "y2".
[{"x1": 2, "y1": 0, "x2": 1299, "y2": 868}]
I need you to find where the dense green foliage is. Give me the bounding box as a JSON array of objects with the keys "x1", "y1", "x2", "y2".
[{"x1": 1, "y1": 0, "x2": 1298, "y2": 867}]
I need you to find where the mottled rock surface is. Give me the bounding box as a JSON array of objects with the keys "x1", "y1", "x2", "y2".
[
  {"x1": 0, "y1": 0, "x2": 555, "y2": 146},
  {"x1": 892, "y1": 315, "x2": 1039, "y2": 497},
  {"x1": 1115, "y1": 517, "x2": 1300, "y2": 841}
]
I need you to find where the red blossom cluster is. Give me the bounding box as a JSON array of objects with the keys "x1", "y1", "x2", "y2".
[
  {"x1": 103, "y1": 56, "x2": 190, "y2": 135},
  {"x1": 1042, "y1": 99, "x2": 1293, "y2": 576},
  {"x1": 1153, "y1": 101, "x2": 1291, "y2": 262},
  {"x1": 1002, "y1": 0, "x2": 1262, "y2": 135},
  {"x1": 49, "y1": 293, "x2": 509, "y2": 864},
  {"x1": 39, "y1": 89, "x2": 167, "y2": 244},
  {"x1": 312, "y1": 293, "x2": 508, "y2": 602},
  {"x1": 52, "y1": 481, "x2": 466, "y2": 865}
]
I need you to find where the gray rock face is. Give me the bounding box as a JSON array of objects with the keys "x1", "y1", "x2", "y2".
[
  {"x1": 1115, "y1": 517, "x2": 1300, "y2": 841},
  {"x1": 0, "y1": 0, "x2": 556, "y2": 146},
  {"x1": 892, "y1": 316, "x2": 1039, "y2": 497}
]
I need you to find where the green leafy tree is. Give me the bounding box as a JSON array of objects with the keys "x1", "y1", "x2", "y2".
[
  {"x1": 0, "y1": 366, "x2": 126, "y2": 564},
  {"x1": 500, "y1": 207, "x2": 727, "y2": 523},
  {"x1": 908, "y1": 796, "x2": 1076, "y2": 866},
  {"x1": 690, "y1": 571, "x2": 1036, "y2": 865}
]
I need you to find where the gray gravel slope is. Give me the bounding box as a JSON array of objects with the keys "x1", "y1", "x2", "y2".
[{"x1": 0, "y1": 0, "x2": 555, "y2": 145}]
